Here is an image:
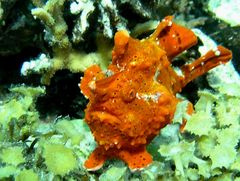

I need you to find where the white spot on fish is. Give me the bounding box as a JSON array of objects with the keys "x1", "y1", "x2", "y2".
[
  {"x1": 88, "y1": 80, "x2": 96, "y2": 90},
  {"x1": 214, "y1": 50, "x2": 221, "y2": 56}
]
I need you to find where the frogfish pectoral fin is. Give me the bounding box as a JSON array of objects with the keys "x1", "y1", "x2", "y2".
[
  {"x1": 84, "y1": 147, "x2": 107, "y2": 171},
  {"x1": 180, "y1": 45, "x2": 232, "y2": 88},
  {"x1": 117, "y1": 146, "x2": 152, "y2": 171}
]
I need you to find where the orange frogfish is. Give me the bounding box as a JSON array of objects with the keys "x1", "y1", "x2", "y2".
[{"x1": 80, "y1": 16, "x2": 232, "y2": 171}]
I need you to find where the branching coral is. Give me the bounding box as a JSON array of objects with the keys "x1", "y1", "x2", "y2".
[
  {"x1": 31, "y1": 0, "x2": 70, "y2": 49},
  {"x1": 20, "y1": 0, "x2": 112, "y2": 84},
  {"x1": 21, "y1": 0, "x2": 209, "y2": 84},
  {"x1": 70, "y1": 0, "x2": 95, "y2": 43},
  {"x1": 21, "y1": 45, "x2": 111, "y2": 84},
  {"x1": 70, "y1": 0, "x2": 128, "y2": 42}
]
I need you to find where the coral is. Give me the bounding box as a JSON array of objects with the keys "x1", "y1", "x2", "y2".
[
  {"x1": 0, "y1": 86, "x2": 45, "y2": 142},
  {"x1": 159, "y1": 141, "x2": 198, "y2": 176},
  {"x1": 80, "y1": 16, "x2": 232, "y2": 171},
  {"x1": 0, "y1": 146, "x2": 25, "y2": 166},
  {"x1": 207, "y1": 62, "x2": 240, "y2": 96},
  {"x1": 144, "y1": 30, "x2": 240, "y2": 180},
  {"x1": 15, "y1": 169, "x2": 39, "y2": 181},
  {"x1": 28, "y1": 0, "x2": 108, "y2": 84},
  {"x1": 19, "y1": 32, "x2": 112, "y2": 84},
  {"x1": 70, "y1": 0, "x2": 128, "y2": 42},
  {"x1": 0, "y1": 165, "x2": 18, "y2": 179},
  {"x1": 0, "y1": 59, "x2": 239, "y2": 180},
  {"x1": 146, "y1": 59, "x2": 240, "y2": 180},
  {"x1": 99, "y1": 162, "x2": 127, "y2": 181},
  {"x1": 70, "y1": 0, "x2": 95, "y2": 43},
  {"x1": 0, "y1": 85, "x2": 44, "y2": 180},
  {"x1": 96, "y1": 0, "x2": 127, "y2": 38},
  {"x1": 20, "y1": 53, "x2": 52, "y2": 76},
  {"x1": 0, "y1": 86, "x2": 95, "y2": 180},
  {"x1": 43, "y1": 143, "x2": 77, "y2": 176},
  {"x1": 21, "y1": 45, "x2": 111, "y2": 84},
  {"x1": 55, "y1": 119, "x2": 84, "y2": 145},
  {"x1": 208, "y1": 0, "x2": 240, "y2": 27},
  {"x1": 184, "y1": 110, "x2": 215, "y2": 136},
  {"x1": 24, "y1": 0, "x2": 118, "y2": 83},
  {"x1": 20, "y1": 0, "x2": 209, "y2": 84},
  {"x1": 33, "y1": 118, "x2": 96, "y2": 179},
  {"x1": 31, "y1": 0, "x2": 70, "y2": 49},
  {"x1": 69, "y1": 0, "x2": 206, "y2": 41}
]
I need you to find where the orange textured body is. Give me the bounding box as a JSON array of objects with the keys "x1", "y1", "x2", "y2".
[{"x1": 80, "y1": 16, "x2": 232, "y2": 171}]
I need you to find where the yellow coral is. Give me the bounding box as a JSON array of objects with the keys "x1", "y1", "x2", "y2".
[
  {"x1": 0, "y1": 147, "x2": 25, "y2": 166},
  {"x1": 16, "y1": 169, "x2": 39, "y2": 181},
  {"x1": 43, "y1": 143, "x2": 77, "y2": 176}
]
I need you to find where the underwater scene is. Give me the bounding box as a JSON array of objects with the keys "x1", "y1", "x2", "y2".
[{"x1": 0, "y1": 0, "x2": 240, "y2": 180}]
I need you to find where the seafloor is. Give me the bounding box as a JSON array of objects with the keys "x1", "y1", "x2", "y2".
[{"x1": 0, "y1": 0, "x2": 240, "y2": 180}]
